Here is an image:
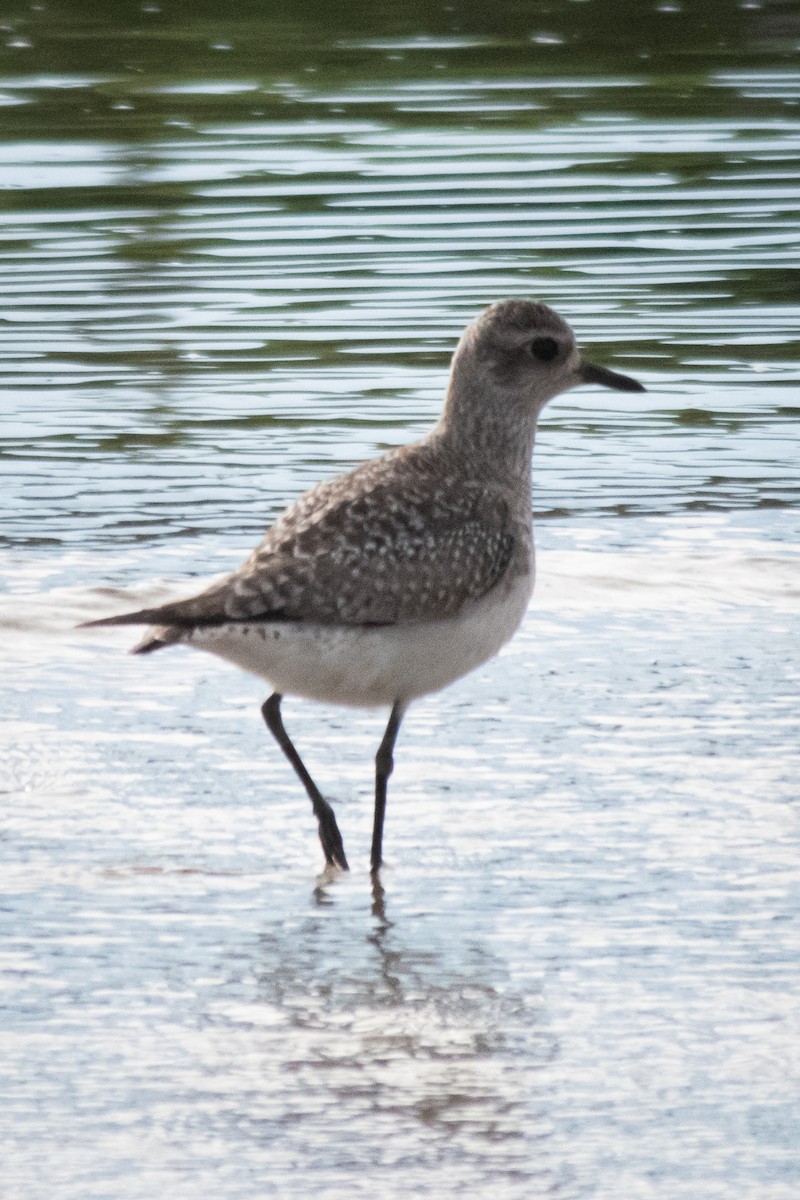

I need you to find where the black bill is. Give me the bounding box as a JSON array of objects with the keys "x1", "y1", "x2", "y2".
[{"x1": 579, "y1": 360, "x2": 646, "y2": 393}]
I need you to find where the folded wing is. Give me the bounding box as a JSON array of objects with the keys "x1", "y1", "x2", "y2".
[{"x1": 84, "y1": 454, "x2": 517, "y2": 633}]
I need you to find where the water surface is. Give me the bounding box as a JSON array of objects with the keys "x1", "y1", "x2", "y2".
[{"x1": 1, "y1": 4, "x2": 799, "y2": 1198}]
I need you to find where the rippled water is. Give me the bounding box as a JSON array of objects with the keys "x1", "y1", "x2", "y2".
[{"x1": 1, "y1": 5, "x2": 800, "y2": 1198}]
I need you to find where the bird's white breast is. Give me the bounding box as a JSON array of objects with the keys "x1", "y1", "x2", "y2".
[{"x1": 185, "y1": 568, "x2": 534, "y2": 708}]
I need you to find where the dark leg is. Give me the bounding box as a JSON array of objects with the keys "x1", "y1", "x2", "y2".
[
  {"x1": 261, "y1": 693, "x2": 349, "y2": 871},
  {"x1": 371, "y1": 699, "x2": 406, "y2": 874}
]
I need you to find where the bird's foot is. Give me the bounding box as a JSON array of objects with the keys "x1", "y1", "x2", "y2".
[{"x1": 317, "y1": 799, "x2": 349, "y2": 871}]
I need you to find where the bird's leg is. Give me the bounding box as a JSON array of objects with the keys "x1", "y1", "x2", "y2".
[
  {"x1": 371, "y1": 700, "x2": 406, "y2": 874},
  {"x1": 261, "y1": 693, "x2": 349, "y2": 871}
]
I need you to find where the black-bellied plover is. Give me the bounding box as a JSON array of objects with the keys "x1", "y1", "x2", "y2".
[{"x1": 83, "y1": 300, "x2": 644, "y2": 872}]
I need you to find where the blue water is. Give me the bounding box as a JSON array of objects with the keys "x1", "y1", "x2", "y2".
[{"x1": 1, "y1": 6, "x2": 799, "y2": 1198}]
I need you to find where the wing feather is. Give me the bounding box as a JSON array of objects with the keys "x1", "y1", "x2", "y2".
[{"x1": 84, "y1": 448, "x2": 520, "y2": 632}]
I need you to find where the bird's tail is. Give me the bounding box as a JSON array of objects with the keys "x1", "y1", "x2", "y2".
[
  {"x1": 78, "y1": 592, "x2": 222, "y2": 655},
  {"x1": 78, "y1": 607, "x2": 186, "y2": 656},
  {"x1": 130, "y1": 626, "x2": 183, "y2": 655},
  {"x1": 79, "y1": 605, "x2": 176, "y2": 630},
  {"x1": 79, "y1": 584, "x2": 229, "y2": 636}
]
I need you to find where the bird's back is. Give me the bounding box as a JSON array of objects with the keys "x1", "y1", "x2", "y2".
[{"x1": 89, "y1": 433, "x2": 532, "y2": 645}]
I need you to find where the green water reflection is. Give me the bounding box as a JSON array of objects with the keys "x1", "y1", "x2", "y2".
[
  {"x1": 0, "y1": 0, "x2": 784, "y2": 78},
  {"x1": 0, "y1": 0, "x2": 798, "y2": 547}
]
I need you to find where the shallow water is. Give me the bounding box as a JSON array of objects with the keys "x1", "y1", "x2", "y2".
[{"x1": 1, "y1": 4, "x2": 800, "y2": 1198}]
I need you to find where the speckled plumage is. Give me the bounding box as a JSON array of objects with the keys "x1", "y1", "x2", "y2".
[
  {"x1": 83, "y1": 299, "x2": 645, "y2": 870},
  {"x1": 127, "y1": 447, "x2": 520, "y2": 634}
]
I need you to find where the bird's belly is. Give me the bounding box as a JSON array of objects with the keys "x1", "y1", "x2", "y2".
[{"x1": 185, "y1": 570, "x2": 533, "y2": 708}]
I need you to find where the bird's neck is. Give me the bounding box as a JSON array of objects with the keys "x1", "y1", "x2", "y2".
[{"x1": 431, "y1": 355, "x2": 539, "y2": 491}]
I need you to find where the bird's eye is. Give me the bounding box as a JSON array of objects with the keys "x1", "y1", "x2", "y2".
[{"x1": 530, "y1": 336, "x2": 559, "y2": 362}]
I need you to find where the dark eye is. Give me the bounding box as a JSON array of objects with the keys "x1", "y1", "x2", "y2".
[{"x1": 530, "y1": 336, "x2": 559, "y2": 362}]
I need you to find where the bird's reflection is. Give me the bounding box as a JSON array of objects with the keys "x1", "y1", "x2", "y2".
[
  {"x1": 311, "y1": 862, "x2": 343, "y2": 907},
  {"x1": 250, "y1": 867, "x2": 555, "y2": 1172},
  {"x1": 369, "y1": 871, "x2": 390, "y2": 929},
  {"x1": 311, "y1": 865, "x2": 391, "y2": 926}
]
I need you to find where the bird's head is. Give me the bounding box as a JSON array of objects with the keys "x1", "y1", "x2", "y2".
[{"x1": 460, "y1": 298, "x2": 645, "y2": 411}]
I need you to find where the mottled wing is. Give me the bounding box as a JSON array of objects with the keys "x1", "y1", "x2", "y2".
[
  {"x1": 223, "y1": 467, "x2": 515, "y2": 625},
  {"x1": 84, "y1": 450, "x2": 518, "y2": 632}
]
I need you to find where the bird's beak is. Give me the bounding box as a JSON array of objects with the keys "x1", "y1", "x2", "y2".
[{"x1": 578, "y1": 360, "x2": 646, "y2": 393}]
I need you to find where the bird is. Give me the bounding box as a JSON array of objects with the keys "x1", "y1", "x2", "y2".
[{"x1": 82, "y1": 299, "x2": 645, "y2": 873}]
